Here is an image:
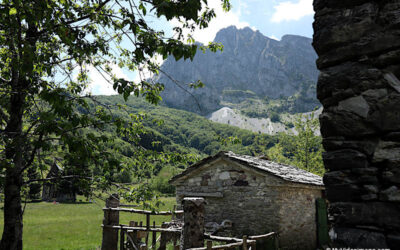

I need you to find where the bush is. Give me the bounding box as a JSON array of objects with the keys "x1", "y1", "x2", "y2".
[
  {"x1": 270, "y1": 112, "x2": 280, "y2": 122},
  {"x1": 150, "y1": 176, "x2": 175, "y2": 195}
]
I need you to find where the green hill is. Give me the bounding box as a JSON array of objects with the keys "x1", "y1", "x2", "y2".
[{"x1": 94, "y1": 95, "x2": 277, "y2": 157}]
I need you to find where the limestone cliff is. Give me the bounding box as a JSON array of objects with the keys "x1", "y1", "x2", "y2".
[{"x1": 154, "y1": 26, "x2": 319, "y2": 115}]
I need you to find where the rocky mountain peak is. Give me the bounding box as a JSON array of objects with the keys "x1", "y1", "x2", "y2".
[{"x1": 154, "y1": 26, "x2": 319, "y2": 115}]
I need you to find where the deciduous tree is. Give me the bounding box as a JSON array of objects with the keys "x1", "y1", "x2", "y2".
[
  {"x1": 267, "y1": 111, "x2": 324, "y2": 175},
  {"x1": 0, "y1": 0, "x2": 230, "y2": 249}
]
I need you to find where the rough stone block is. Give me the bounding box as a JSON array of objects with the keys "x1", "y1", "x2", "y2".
[
  {"x1": 379, "y1": 1, "x2": 400, "y2": 27},
  {"x1": 326, "y1": 183, "x2": 362, "y2": 202},
  {"x1": 323, "y1": 149, "x2": 368, "y2": 171},
  {"x1": 320, "y1": 110, "x2": 376, "y2": 137},
  {"x1": 360, "y1": 193, "x2": 377, "y2": 201},
  {"x1": 219, "y1": 172, "x2": 230, "y2": 180},
  {"x1": 383, "y1": 132, "x2": 400, "y2": 141},
  {"x1": 387, "y1": 234, "x2": 400, "y2": 249},
  {"x1": 316, "y1": 31, "x2": 400, "y2": 69},
  {"x1": 373, "y1": 140, "x2": 400, "y2": 163},
  {"x1": 380, "y1": 186, "x2": 400, "y2": 202},
  {"x1": 376, "y1": 49, "x2": 400, "y2": 67},
  {"x1": 324, "y1": 170, "x2": 378, "y2": 187},
  {"x1": 338, "y1": 95, "x2": 370, "y2": 118},
  {"x1": 322, "y1": 137, "x2": 379, "y2": 156},
  {"x1": 313, "y1": 2, "x2": 379, "y2": 55},
  {"x1": 333, "y1": 227, "x2": 388, "y2": 248},
  {"x1": 382, "y1": 169, "x2": 400, "y2": 184},
  {"x1": 330, "y1": 202, "x2": 400, "y2": 230},
  {"x1": 313, "y1": 0, "x2": 375, "y2": 12}
]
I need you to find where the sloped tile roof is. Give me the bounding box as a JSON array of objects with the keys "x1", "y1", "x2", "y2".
[{"x1": 170, "y1": 151, "x2": 323, "y2": 186}]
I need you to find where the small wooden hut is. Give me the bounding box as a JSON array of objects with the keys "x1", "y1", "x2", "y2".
[{"x1": 42, "y1": 162, "x2": 76, "y2": 202}]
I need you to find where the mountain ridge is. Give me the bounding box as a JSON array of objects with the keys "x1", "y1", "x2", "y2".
[{"x1": 154, "y1": 26, "x2": 320, "y2": 116}]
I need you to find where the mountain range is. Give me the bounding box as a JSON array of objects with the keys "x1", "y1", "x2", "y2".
[{"x1": 154, "y1": 26, "x2": 320, "y2": 121}]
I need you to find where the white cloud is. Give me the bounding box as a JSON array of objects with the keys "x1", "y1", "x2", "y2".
[
  {"x1": 86, "y1": 64, "x2": 129, "y2": 95},
  {"x1": 170, "y1": 0, "x2": 253, "y2": 44},
  {"x1": 271, "y1": 0, "x2": 314, "y2": 23}
]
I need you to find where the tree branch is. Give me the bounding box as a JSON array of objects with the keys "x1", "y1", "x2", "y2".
[
  {"x1": 23, "y1": 175, "x2": 92, "y2": 185},
  {"x1": 36, "y1": 0, "x2": 112, "y2": 36}
]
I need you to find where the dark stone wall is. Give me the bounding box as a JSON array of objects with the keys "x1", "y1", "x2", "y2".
[{"x1": 313, "y1": 0, "x2": 400, "y2": 247}]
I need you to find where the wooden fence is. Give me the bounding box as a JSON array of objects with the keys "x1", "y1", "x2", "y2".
[
  {"x1": 190, "y1": 233, "x2": 278, "y2": 250},
  {"x1": 101, "y1": 194, "x2": 183, "y2": 250},
  {"x1": 101, "y1": 195, "x2": 277, "y2": 250}
]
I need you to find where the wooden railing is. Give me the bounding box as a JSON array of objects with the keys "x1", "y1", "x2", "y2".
[
  {"x1": 101, "y1": 194, "x2": 182, "y2": 250},
  {"x1": 188, "y1": 232, "x2": 277, "y2": 250},
  {"x1": 101, "y1": 195, "x2": 277, "y2": 250}
]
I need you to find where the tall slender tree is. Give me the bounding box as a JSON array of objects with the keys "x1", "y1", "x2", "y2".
[
  {"x1": 0, "y1": 1, "x2": 230, "y2": 249},
  {"x1": 267, "y1": 111, "x2": 324, "y2": 176}
]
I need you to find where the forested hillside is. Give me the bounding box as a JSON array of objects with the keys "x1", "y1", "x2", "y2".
[{"x1": 94, "y1": 95, "x2": 278, "y2": 157}]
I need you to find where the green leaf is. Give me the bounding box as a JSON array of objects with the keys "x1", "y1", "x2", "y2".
[{"x1": 9, "y1": 8, "x2": 17, "y2": 15}]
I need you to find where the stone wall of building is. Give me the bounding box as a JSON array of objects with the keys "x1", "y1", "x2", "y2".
[
  {"x1": 174, "y1": 158, "x2": 323, "y2": 249},
  {"x1": 313, "y1": 0, "x2": 400, "y2": 248},
  {"x1": 276, "y1": 187, "x2": 322, "y2": 249}
]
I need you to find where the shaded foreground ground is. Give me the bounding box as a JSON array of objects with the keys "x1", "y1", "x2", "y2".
[{"x1": 0, "y1": 197, "x2": 176, "y2": 250}]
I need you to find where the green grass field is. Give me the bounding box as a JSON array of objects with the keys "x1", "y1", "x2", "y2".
[{"x1": 0, "y1": 197, "x2": 177, "y2": 250}]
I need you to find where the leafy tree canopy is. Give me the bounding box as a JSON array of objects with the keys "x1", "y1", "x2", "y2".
[
  {"x1": 267, "y1": 111, "x2": 324, "y2": 176},
  {"x1": 0, "y1": 0, "x2": 230, "y2": 249}
]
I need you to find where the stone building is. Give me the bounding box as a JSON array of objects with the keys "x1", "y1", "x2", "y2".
[{"x1": 170, "y1": 151, "x2": 324, "y2": 249}]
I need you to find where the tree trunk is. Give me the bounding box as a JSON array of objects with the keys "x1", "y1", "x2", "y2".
[
  {"x1": 0, "y1": 169, "x2": 23, "y2": 250},
  {"x1": 1, "y1": 5, "x2": 37, "y2": 249},
  {"x1": 0, "y1": 79, "x2": 26, "y2": 250}
]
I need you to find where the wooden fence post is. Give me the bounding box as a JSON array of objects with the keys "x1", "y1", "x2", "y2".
[
  {"x1": 120, "y1": 229, "x2": 125, "y2": 250},
  {"x1": 206, "y1": 240, "x2": 212, "y2": 250},
  {"x1": 172, "y1": 205, "x2": 176, "y2": 220},
  {"x1": 101, "y1": 194, "x2": 120, "y2": 250},
  {"x1": 152, "y1": 221, "x2": 156, "y2": 247},
  {"x1": 146, "y1": 214, "x2": 150, "y2": 245},
  {"x1": 159, "y1": 222, "x2": 168, "y2": 250},
  {"x1": 242, "y1": 235, "x2": 248, "y2": 250},
  {"x1": 180, "y1": 197, "x2": 205, "y2": 250},
  {"x1": 251, "y1": 241, "x2": 256, "y2": 250}
]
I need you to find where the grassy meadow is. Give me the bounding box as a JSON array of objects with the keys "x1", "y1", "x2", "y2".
[{"x1": 0, "y1": 197, "x2": 177, "y2": 250}]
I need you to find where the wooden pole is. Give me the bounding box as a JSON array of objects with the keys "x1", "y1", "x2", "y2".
[
  {"x1": 101, "y1": 194, "x2": 120, "y2": 250},
  {"x1": 173, "y1": 234, "x2": 177, "y2": 249},
  {"x1": 172, "y1": 205, "x2": 176, "y2": 220},
  {"x1": 152, "y1": 221, "x2": 156, "y2": 248},
  {"x1": 129, "y1": 221, "x2": 138, "y2": 246},
  {"x1": 146, "y1": 214, "x2": 150, "y2": 245},
  {"x1": 242, "y1": 235, "x2": 248, "y2": 250},
  {"x1": 180, "y1": 197, "x2": 205, "y2": 250},
  {"x1": 206, "y1": 240, "x2": 213, "y2": 250},
  {"x1": 159, "y1": 222, "x2": 168, "y2": 250},
  {"x1": 120, "y1": 228, "x2": 125, "y2": 250},
  {"x1": 273, "y1": 233, "x2": 279, "y2": 250},
  {"x1": 251, "y1": 241, "x2": 256, "y2": 250}
]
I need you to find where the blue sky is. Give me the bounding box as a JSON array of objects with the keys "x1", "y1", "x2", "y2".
[{"x1": 89, "y1": 0, "x2": 314, "y2": 95}]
